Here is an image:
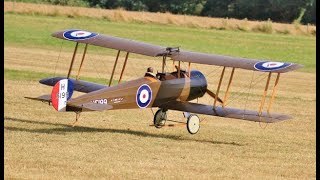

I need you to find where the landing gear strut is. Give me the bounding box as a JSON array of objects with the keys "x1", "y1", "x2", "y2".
[{"x1": 153, "y1": 109, "x2": 167, "y2": 128}]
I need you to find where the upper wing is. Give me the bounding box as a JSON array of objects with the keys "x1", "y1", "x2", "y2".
[
  {"x1": 160, "y1": 101, "x2": 291, "y2": 123},
  {"x1": 52, "y1": 29, "x2": 303, "y2": 73},
  {"x1": 169, "y1": 51, "x2": 303, "y2": 73},
  {"x1": 52, "y1": 29, "x2": 167, "y2": 57}
]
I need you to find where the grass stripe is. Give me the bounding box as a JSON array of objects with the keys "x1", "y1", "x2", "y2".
[{"x1": 4, "y1": 68, "x2": 118, "y2": 85}]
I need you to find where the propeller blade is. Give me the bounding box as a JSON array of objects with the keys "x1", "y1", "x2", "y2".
[{"x1": 206, "y1": 89, "x2": 223, "y2": 104}]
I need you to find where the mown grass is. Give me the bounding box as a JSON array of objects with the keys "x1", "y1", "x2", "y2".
[
  {"x1": 4, "y1": 68, "x2": 52, "y2": 81},
  {"x1": 4, "y1": 68, "x2": 119, "y2": 85},
  {"x1": 4, "y1": 13, "x2": 316, "y2": 72}
]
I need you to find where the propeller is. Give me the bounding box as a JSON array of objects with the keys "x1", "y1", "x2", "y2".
[{"x1": 206, "y1": 89, "x2": 223, "y2": 104}]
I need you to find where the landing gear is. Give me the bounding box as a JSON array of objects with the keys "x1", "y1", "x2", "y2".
[
  {"x1": 153, "y1": 109, "x2": 167, "y2": 128},
  {"x1": 153, "y1": 109, "x2": 200, "y2": 134},
  {"x1": 186, "y1": 114, "x2": 200, "y2": 134}
]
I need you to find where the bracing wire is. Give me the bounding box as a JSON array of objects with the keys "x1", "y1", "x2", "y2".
[
  {"x1": 243, "y1": 70, "x2": 255, "y2": 117},
  {"x1": 127, "y1": 54, "x2": 140, "y2": 79},
  {"x1": 222, "y1": 72, "x2": 267, "y2": 107},
  {"x1": 86, "y1": 49, "x2": 104, "y2": 81},
  {"x1": 53, "y1": 40, "x2": 64, "y2": 77},
  {"x1": 97, "y1": 49, "x2": 112, "y2": 79}
]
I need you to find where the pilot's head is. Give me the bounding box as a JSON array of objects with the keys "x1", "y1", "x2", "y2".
[{"x1": 147, "y1": 67, "x2": 153, "y2": 73}]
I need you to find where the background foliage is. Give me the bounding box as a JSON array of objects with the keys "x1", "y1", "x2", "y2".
[{"x1": 11, "y1": 0, "x2": 316, "y2": 25}]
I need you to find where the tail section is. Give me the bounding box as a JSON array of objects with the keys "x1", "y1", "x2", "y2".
[{"x1": 51, "y1": 79, "x2": 74, "y2": 111}]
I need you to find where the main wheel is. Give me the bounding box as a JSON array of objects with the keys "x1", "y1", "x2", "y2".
[
  {"x1": 187, "y1": 114, "x2": 200, "y2": 134},
  {"x1": 153, "y1": 109, "x2": 167, "y2": 128}
]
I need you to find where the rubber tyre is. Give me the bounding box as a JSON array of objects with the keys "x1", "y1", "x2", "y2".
[
  {"x1": 153, "y1": 109, "x2": 167, "y2": 128},
  {"x1": 187, "y1": 114, "x2": 200, "y2": 134}
]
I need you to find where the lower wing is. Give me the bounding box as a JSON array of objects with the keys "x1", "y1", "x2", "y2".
[{"x1": 160, "y1": 101, "x2": 291, "y2": 123}]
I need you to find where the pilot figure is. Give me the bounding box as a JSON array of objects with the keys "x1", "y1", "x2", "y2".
[{"x1": 145, "y1": 67, "x2": 156, "y2": 78}]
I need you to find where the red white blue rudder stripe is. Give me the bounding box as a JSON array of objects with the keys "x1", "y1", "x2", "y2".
[
  {"x1": 51, "y1": 79, "x2": 74, "y2": 112},
  {"x1": 136, "y1": 84, "x2": 152, "y2": 108}
]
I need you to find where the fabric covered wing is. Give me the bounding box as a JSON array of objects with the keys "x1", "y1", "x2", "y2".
[
  {"x1": 52, "y1": 29, "x2": 167, "y2": 57},
  {"x1": 169, "y1": 51, "x2": 303, "y2": 73},
  {"x1": 161, "y1": 101, "x2": 291, "y2": 123}
]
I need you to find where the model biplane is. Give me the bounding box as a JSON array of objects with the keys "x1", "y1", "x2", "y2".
[{"x1": 26, "y1": 29, "x2": 303, "y2": 134}]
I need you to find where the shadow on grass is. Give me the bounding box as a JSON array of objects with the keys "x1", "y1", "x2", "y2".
[{"x1": 4, "y1": 116, "x2": 244, "y2": 146}]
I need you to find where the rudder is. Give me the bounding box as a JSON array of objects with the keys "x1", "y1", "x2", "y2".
[{"x1": 51, "y1": 79, "x2": 74, "y2": 111}]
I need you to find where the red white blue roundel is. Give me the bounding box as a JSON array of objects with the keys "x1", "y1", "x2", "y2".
[
  {"x1": 63, "y1": 30, "x2": 98, "y2": 40},
  {"x1": 136, "y1": 84, "x2": 152, "y2": 108},
  {"x1": 254, "y1": 61, "x2": 292, "y2": 71}
]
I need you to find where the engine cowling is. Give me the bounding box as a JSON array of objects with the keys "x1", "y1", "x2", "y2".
[{"x1": 186, "y1": 70, "x2": 208, "y2": 101}]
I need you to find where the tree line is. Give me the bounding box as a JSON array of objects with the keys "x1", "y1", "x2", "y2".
[{"x1": 21, "y1": 0, "x2": 317, "y2": 25}]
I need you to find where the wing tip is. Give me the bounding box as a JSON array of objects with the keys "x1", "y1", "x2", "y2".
[{"x1": 281, "y1": 63, "x2": 304, "y2": 73}]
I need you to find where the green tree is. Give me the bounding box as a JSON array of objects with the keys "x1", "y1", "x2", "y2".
[
  {"x1": 301, "y1": 0, "x2": 316, "y2": 24},
  {"x1": 201, "y1": 0, "x2": 234, "y2": 17}
]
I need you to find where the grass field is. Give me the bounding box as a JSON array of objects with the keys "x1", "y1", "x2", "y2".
[{"x1": 4, "y1": 11, "x2": 316, "y2": 179}]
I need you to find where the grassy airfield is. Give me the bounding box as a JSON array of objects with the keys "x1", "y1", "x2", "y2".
[{"x1": 4, "y1": 11, "x2": 315, "y2": 179}]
